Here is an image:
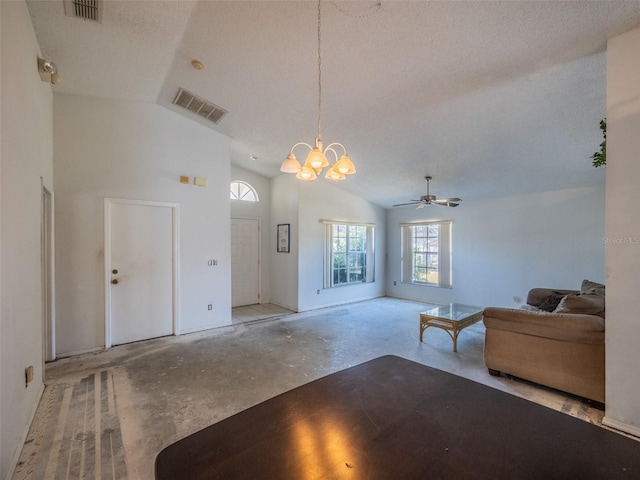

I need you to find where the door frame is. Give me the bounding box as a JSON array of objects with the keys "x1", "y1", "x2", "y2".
[
  {"x1": 231, "y1": 216, "x2": 262, "y2": 306},
  {"x1": 41, "y1": 184, "x2": 56, "y2": 363},
  {"x1": 104, "y1": 198, "x2": 180, "y2": 349}
]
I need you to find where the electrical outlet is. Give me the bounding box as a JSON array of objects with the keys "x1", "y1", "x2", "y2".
[
  {"x1": 207, "y1": 260, "x2": 213, "y2": 266},
  {"x1": 213, "y1": 259, "x2": 218, "y2": 266},
  {"x1": 208, "y1": 304, "x2": 212, "y2": 311}
]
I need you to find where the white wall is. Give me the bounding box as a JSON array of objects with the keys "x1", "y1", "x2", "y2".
[
  {"x1": 270, "y1": 174, "x2": 300, "y2": 311},
  {"x1": 297, "y1": 181, "x2": 386, "y2": 311},
  {"x1": 54, "y1": 94, "x2": 231, "y2": 355},
  {"x1": 603, "y1": 26, "x2": 640, "y2": 436},
  {"x1": 0, "y1": 2, "x2": 53, "y2": 477},
  {"x1": 230, "y1": 165, "x2": 271, "y2": 303},
  {"x1": 269, "y1": 176, "x2": 386, "y2": 312},
  {"x1": 387, "y1": 185, "x2": 605, "y2": 308}
]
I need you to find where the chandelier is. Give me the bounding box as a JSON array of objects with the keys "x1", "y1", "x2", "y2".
[{"x1": 279, "y1": 0, "x2": 356, "y2": 181}]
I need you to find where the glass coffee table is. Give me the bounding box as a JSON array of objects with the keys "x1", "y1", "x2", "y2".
[{"x1": 420, "y1": 303, "x2": 484, "y2": 352}]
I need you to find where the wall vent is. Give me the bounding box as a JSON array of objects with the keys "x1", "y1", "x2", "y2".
[
  {"x1": 173, "y1": 88, "x2": 228, "y2": 125},
  {"x1": 64, "y1": 0, "x2": 102, "y2": 22}
]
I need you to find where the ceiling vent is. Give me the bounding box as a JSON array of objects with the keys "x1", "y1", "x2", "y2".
[
  {"x1": 173, "y1": 88, "x2": 228, "y2": 125},
  {"x1": 63, "y1": 0, "x2": 102, "y2": 22}
]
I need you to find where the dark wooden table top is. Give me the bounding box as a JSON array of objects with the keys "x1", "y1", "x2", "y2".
[{"x1": 156, "y1": 355, "x2": 640, "y2": 479}]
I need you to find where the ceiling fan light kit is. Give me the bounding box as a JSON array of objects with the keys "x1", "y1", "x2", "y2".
[
  {"x1": 393, "y1": 176, "x2": 462, "y2": 209},
  {"x1": 280, "y1": 0, "x2": 356, "y2": 181}
]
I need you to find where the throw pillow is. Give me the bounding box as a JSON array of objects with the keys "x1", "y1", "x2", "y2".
[
  {"x1": 538, "y1": 291, "x2": 567, "y2": 312},
  {"x1": 581, "y1": 279, "x2": 605, "y2": 296},
  {"x1": 554, "y1": 292, "x2": 605, "y2": 317}
]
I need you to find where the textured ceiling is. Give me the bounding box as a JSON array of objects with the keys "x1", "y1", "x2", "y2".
[{"x1": 26, "y1": 1, "x2": 640, "y2": 207}]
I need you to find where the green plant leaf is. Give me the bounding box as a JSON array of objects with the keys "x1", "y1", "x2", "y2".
[{"x1": 591, "y1": 118, "x2": 606, "y2": 167}]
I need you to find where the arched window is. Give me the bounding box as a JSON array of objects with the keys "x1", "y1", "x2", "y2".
[{"x1": 230, "y1": 181, "x2": 259, "y2": 202}]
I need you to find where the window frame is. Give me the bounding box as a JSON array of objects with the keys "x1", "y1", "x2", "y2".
[
  {"x1": 323, "y1": 221, "x2": 375, "y2": 288},
  {"x1": 400, "y1": 221, "x2": 452, "y2": 288},
  {"x1": 230, "y1": 180, "x2": 259, "y2": 202}
]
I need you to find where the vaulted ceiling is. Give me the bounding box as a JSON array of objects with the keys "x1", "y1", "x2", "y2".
[{"x1": 26, "y1": 1, "x2": 640, "y2": 207}]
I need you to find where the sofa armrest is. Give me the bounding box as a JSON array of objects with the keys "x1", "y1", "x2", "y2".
[
  {"x1": 526, "y1": 288, "x2": 578, "y2": 307},
  {"x1": 483, "y1": 307, "x2": 604, "y2": 344}
]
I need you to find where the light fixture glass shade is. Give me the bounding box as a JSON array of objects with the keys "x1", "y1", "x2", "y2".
[
  {"x1": 335, "y1": 155, "x2": 356, "y2": 175},
  {"x1": 280, "y1": 153, "x2": 302, "y2": 173},
  {"x1": 325, "y1": 165, "x2": 345, "y2": 180},
  {"x1": 296, "y1": 165, "x2": 317, "y2": 180},
  {"x1": 306, "y1": 147, "x2": 328, "y2": 170}
]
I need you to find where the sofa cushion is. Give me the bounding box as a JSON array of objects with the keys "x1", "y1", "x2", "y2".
[
  {"x1": 538, "y1": 291, "x2": 567, "y2": 312},
  {"x1": 483, "y1": 307, "x2": 605, "y2": 344},
  {"x1": 526, "y1": 288, "x2": 578, "y2": 307},
  {"x1": 554, "y1": 293, "x2": 605, "y2": 318},
  {"x1": 581, "y1": 279, "x2": 605, "y2": 296}
]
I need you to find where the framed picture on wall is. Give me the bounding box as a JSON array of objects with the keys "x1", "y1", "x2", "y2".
[{"x1": 277, "y1": 224, "x2": 290, "y2": 253}]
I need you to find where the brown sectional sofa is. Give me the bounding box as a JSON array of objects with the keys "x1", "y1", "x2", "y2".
[{"x1": 483, "y1": 280, "x2": 605, "y2": 404}]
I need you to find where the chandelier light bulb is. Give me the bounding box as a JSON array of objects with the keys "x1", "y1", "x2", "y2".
[{"x1": 296, "y1": 165, "x2": 317, "y2": 181}]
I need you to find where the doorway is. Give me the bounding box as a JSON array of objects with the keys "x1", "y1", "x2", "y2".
[
  {"x1": 231, "y1": 217, "x2": 260, "y2": 307},
  {"x1": 104, "y1": 198, "x2": 179, "y2": 347}
]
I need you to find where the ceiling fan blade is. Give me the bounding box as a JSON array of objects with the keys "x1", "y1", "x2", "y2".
[
  {"x1": 433, "y1": 198, "x2": 462, "y2": 205},
  {"x1": 397, "y1": 177, "x2": 462, "y2": 208}
]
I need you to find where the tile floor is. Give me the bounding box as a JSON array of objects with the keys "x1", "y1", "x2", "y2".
[{"x1": 231, "y1": 303, "x2": 294, "y2": 325}]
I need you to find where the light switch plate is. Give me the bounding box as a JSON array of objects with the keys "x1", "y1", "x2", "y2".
[{"x1": 194, "y1": 177, "x2": 207, "y2": 187}]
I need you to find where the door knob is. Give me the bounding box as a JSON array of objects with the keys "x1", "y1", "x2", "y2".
[
  {"x1": 111, "y1": 279, "x2": 118, "y2": 285},
  {"x1": 112, "y1": 269, "x2": 118, "y2": 274}
]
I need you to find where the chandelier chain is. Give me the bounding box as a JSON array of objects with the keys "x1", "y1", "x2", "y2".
[
  {"x1": 279, "y1": 0, "x2": 355, "y2": 180},
  {"x1": 317, "y1": 0, "x2": 322, "y2": 140}
]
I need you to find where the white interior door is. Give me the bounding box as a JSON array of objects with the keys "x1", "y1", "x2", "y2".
[
  {"x1": 106, "y1": 200, "x2": 176, "y2": 346},
  {"x1": 231, "y1": 218, "x2": 260, "y2": 307}
]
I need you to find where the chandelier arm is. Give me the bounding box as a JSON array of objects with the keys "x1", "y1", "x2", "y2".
[
  {"x1": 324, "y1": 142, "x2": 347, "y2": 156},
  {"x1": 324, "y1": 147, "x2": 340, "y2": 163},
  {"x1": 289, "y1": 142, "x2": 314, "y2": 155}
]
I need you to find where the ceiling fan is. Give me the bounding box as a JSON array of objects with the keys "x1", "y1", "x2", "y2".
[{"x1": 393, "y1": 176, "x2": 461, "y2": 208}]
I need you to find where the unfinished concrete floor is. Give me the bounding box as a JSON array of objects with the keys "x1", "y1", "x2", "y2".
[{"x1": 13, "y1": 298, "x2": 605, "y2": 480}]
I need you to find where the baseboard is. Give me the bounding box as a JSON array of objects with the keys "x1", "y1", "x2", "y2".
[
  {"x1": 4, "y1": 383, "x2": 45, "y2": 480},
  {"x1": 55, "y1": 345, "x2": 105, "y2": 359},
  {"x1": 602, "y1": 415, "x2": 640, "y2": 439},
  {"x1": 179, "y1": 322, "x2": 234, "y2": 335}
]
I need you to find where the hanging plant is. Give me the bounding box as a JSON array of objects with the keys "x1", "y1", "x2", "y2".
[{"x1": 591, "y1": 118, "x2": 606, "y2": 167}]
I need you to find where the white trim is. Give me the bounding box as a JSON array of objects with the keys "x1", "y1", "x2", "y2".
[
  {"x1": 602, "y1": 416, "x2": 640, "y2": 439},
  {"x1": 320, "y1": 219, "x2": 376, "y2": 227},
  {"x1": 4, "y1": 384, "x2": 45, "y2": 480},
  {"x1": 324, "y1": 222, "x2": 375, "y2": 288},
  {"x1": 104, "y1": 198, "x2": 180, "y2": 348},
  {"x1": 399, "y1": 220, "x2": 453, "y2": 227},
  {"x1": 178, "y1": 324, "x2": 235, "y2": 336},
  {"x1": 400, "y1": 221, "x2": 452, "y2": 287},
  {"x1": 55, "y1": 346, "x2": 106, "y2": 359},
  {"x1": 41, "y1": 185, "x2": 56, "y2": 362},
  {"x1": 230, "y1": 180, "x2": 259, "y2": 202}
]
